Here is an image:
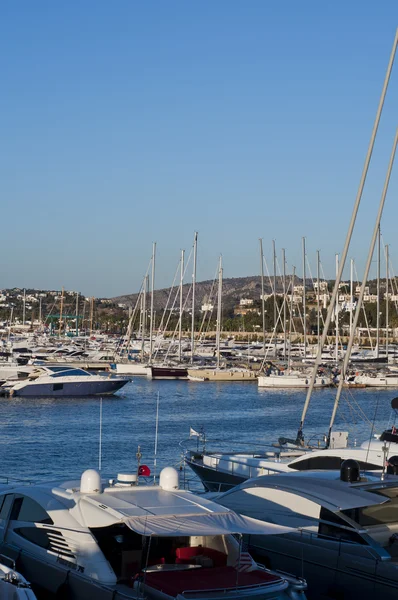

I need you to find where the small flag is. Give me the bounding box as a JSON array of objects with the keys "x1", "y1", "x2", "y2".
[
  {"x1": 235, "y1": 550, "x2": 256, "y2": 572},
  {"x1": 190, "y1": 427, "x2": 200, "y2": 438}
]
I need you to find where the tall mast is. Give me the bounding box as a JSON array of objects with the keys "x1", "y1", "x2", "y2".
[
  {"x1": 191, "y1": 232, "x2": 198, "y2": 365},
  {"x1": 302, "y1": 237, "x2": 307, "y2": 358},
  {"x1": 335, "y1": 254, "x2": 339, "y2": 362},
  {"x1": 325, "y1": 128, "x2": 398, "y2": 447},
  {"x1": 386, "y1": 243, "x2": 389, "y2": 358},
  {"x1": 376, "y1": 225, "x2": 381, "y2": 357},
  {"x1": 216, "y1": 255, "x2": 223, "y2": 369},
  {"x1": 141, "y1": 277, "x2": 147, "y2": 358},
  {"x1": 76, "y1": 292, "x2": 79, "y2": 337},
  {"x1": 89, "y1": 296, "x2": 94, "y2": 337},
  {"x1": 259, "y1": 239, "x2": 266, "y2": 356},
  {"x1": 59, "y1": 287, "x2": 64, "y2": 337},
  {"x1": 23, "y1": 288, "x2": 26, "y2": 327},
  {"x1": 350, "y1": 259, "x2": 354, "y2": 338},
  {"x1": 149, "y1": 242, "x2": 156, "y2": 362},
  {"x1": 288, "y1": 267, "x2": 295, "y2": 369},
  {"x1": 296, "y1": 30, "x2": 398, "y2": 445},
  {"x1": 39, "y1": 296, "x2": 42, "y2": 325},
  {"x1": 316, "y1": 250, "x2": 321, "y2": 353},
  {"x1": 273, "y1": 240, "x2": 277, "y2": 355},
  {"x1": 178, "y1": 249, "x2": 185, "y2": 363},
  {"x1": 282, "y1": 248, "x2": 287, "y2": 360}
]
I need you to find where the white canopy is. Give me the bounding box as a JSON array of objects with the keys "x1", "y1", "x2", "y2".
[{"x1": 124, "y1": 511, "x2": 292, "y2": 537}]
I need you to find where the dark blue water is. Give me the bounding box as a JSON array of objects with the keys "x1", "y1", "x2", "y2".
[{"x1": 0, "y1": 380, "x2": 395, "y2": 486}]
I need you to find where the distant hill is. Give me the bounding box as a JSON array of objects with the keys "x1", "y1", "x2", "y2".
[{"x1": 111, "y1": 275, "x2": 300, "y2": 312}]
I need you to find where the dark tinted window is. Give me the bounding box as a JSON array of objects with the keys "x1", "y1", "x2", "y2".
[
  {"x1": 10, "y1": 496, "x2": 53, "y2": 524},
  {"x1": 290, "y1": 456, "x2": 382, "y2": 471},
  {"x1": 319, "y1": 508, "x2": 365, "y2": 544},
  {"x1": 0, "y1": 495, "x2": 13, "y2": 520}
]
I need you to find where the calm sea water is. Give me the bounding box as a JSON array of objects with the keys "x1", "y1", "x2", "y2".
[{"x1": 0, "y1": 379, "x2": 396, "y2": 487}]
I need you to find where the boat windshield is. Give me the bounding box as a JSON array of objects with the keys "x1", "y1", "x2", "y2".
[
  {"x1": 47, "y1": 368, "x2": 90, "y2": 377},
  {"x1": 342, "y1": 488, "x2": 398, "y2": 526}
]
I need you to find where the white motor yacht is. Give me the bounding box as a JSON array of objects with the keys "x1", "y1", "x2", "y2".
[
  {"x1": 0, "y1": 467, "x2": 307, "y2": 600},
  {"x1": 216, "y1": 464, "x2": 398, "y2": 600},
  {"x1": 184, "y1": 425, "x2": 398, "y2": 492},
  {"x1": 6, "y1": 366, "x2": 129, "y2": 397}
]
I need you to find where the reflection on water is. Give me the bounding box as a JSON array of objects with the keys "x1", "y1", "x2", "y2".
[{"x1": 0, "y1": 380, "x2": 394, "y2": 483}]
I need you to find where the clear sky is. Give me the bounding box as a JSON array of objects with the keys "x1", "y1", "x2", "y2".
[{"x1": 1, "y1": 1, "x2": 398, "y2": 297}]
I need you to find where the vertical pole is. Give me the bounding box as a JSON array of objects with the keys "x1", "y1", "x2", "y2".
[
  {"x1": 273, "y1": 240, "x2": 277, "y2": 356},
  {"x1": 154, "y1": 391, "x2": 160, "y2": 484},
  {"x1": 22, "y1": 288, "x2": 26, "y2": 326},
  {"x1": 76, "y1": 292, "x2": 79, "y2": 337},
  {"x1": 99, "y1": 397, "x2": 102, "y2": 471},
  {"x1": 39, "y1": 297, "x2": 42, "y2": 325},
  {"x1": 142, "y1": 277, "x2": 147, "y2": 358},
  {"x1": 216, "y1": 256, "x2": 223, "y2": 369},
  {"x1": 335, "y1": 255, "x2": 339, "y2": 362},
  {"x1": 350, "y1": 259, "x2": 354, "y2": 338},
  {"x1": 179, "y1": 249, "x2": 185, "y2": 363},
  {"x1": 149, "y1": 242, "x2": 156, "y2": 362},
  {"x1": 191, "y1": 232, "x2": 198, "y2": 364},
  {"x1": 288, "y1": 267, "x2": 295, "y2": 369},
  {"x1": 376, "y1": 225, "x2": 380, "y2": 357},
  {"x1": 282, "y1": 248, "x2": 287, "y2": 360},
  {"x1": 59, "y1": 287, "x2": 64, "y2": 337},
  {"x1": 302, "y1": 237, "x2": 307, "y2": 358},
  {"x1": 386, "y1": 244, "x2": 389, "y2": 358},
  {"x1": 89, "y1": 296, "x2": 94, "y2": 337},
  {"x1": 317, "y1": 251, "x2": 321, "y2": 353},
  {"x1": 259, "y1": 239, "x2": 266, "y2": 356},
  {"x1": 296, "y1": 30, "x2": 398, "y2": 443}
]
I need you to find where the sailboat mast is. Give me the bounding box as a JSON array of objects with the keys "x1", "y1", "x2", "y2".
[
  {"x1": 335, "y1": 254, "x2": 339, "y2": 362},
  {"x1": 376, "y1": 225, "x2": 381, "y2": 357},
  {"x1": 259, "y1": 238, "x2": 266, "y2": 357},
  {"x1": 59, "y1": 287, "x2": 64, "y2": 337},
  {"x1": 288, "y1": 267, "x2": 295, "y2": 369},
  {"x1": 191, "y1": 232, "x2": 198, "y2": 365},
  {"x1": 325, "y1": 128, "x2": 398, "y2": 447},
  {"x1": 316, "y1": 251, "x2": 320, "y2": 353},
  {"x1": 282, "y1": 248, "x2": 287, "y2": 360},
  {"x1": 302, "y1": 237, "x2": 306, "y2": 358},
  {"x1": 76, "y1": 292, "x2": 79, "y2": 337},
  {"x1": 296, "y1": 30, "x2": 397, "y2": 445},
  {"x1": 216, "y1": 255, "x2": 223, "y2": 369},
  {"x1": 273, "y1": 240, "x2": 277, "y2": 356},
  {"x1": 149, "y1": 242, "x2": 156, "y2": 362},
  {"x1": 178, "y1": 249, "x2": 185, "y2": 363},
  {"x1": 350, "y1": 259, "x2": 354, "y2": 337},
  {"x1": 141, "y1": 276, "x2": 147, "y2": 358},
  {"x1": 386, "y1": 243, "x2": 389, "y2": 358}
]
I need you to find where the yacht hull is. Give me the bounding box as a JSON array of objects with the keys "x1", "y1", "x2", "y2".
[{"x1": 11, "y1": 378, "x2": 128, "y2": 397}]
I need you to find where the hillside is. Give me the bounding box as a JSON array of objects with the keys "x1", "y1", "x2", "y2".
[{"x1": 112, "y1": 275, "x2": 300, "y2": 312}]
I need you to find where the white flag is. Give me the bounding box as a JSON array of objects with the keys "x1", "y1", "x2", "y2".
[{"x1": 190, "y1": 427, "x2": 200, "y2": 437}]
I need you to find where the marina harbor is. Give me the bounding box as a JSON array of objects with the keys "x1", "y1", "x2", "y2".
[{"x1": 2, "y1": 4, "x2": 398, "y2": 599}]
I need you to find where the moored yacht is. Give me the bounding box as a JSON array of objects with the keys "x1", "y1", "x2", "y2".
[
  {"x1": 0, "y1": 467, "x2": 307, "y2": 600},
  {"x1": 216, "y1": 464, "x2": 398, "y2": 600},
  {"x1": 6, "y1": 366, "x2": 129, "y2": 397}
]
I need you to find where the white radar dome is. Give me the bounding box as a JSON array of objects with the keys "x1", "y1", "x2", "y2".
[
  {"x1": 159, "y1": 467, "x2": 179, "y2": 491},
  {"x1": 80, "y1": 469, "x2": 102, "y2": 494},
  {"x1": 116, "y1": 473, "x2": 137, "y2": 486}
]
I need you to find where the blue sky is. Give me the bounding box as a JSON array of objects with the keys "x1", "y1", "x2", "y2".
[{"x1": 0, "y1": 1, "x2": 398, "y2": 297}]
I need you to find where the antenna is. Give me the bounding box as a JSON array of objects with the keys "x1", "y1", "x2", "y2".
[
  {"x1": 99, "y1": 397, "x2": 103, "y2": 471},
  {"x1": 154, "y1": 392, "x2": 160, "y2": 484}
]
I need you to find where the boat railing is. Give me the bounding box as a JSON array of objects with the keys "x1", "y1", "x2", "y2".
[{"x1": 0, "y1": 475, "x2": 34, "y2": 485}]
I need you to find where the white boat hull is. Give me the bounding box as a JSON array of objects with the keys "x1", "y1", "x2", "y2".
[{"x1": 258, "y1": 375, "x2": 331, "y2": 388}]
